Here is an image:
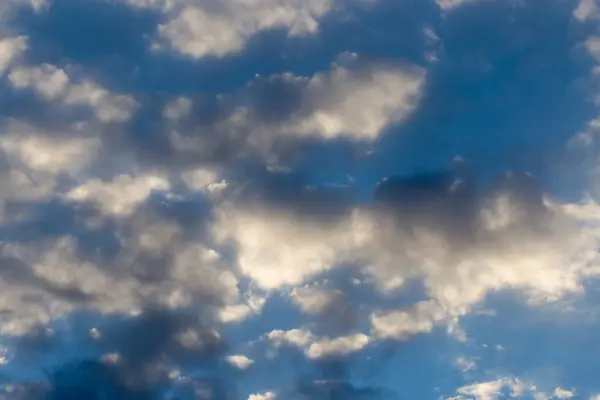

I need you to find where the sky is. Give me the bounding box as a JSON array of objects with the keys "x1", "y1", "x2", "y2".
[{"x1": 2, "y1": 0, "x2": 600, "y2": 398}]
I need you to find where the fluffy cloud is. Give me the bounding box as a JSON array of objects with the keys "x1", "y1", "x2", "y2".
[
  {"x1": 8, "y1": 64, "x2": 137, "y2": 122},
  {"x1": 554, "y1": 388, "x2": 576, "y2": 399},
  {"x1": 65, "y1": 174, "x2": 170, "y2": 216},
  {"x1": 214, "y1": 171, "x2": 600, "y2": 342},
  {"x1": 370, "y1": 300, "x2": 447, "y2": 340},
  {"x1": 180, "y1": 167, "x2": 221, "y2": 192},
  {"x1": 436, "y1": 0, "x2": 475, "y2": 10},
  {"x1": 0, "y1": 36, "x2": 26, "y2": 75},
  {"x1": 0, "y1": 0, "x2": 599, "y2": 397},
  {"x1": 268, "y1": 328, "x2": 370, "y2": 359},
  {"x1": 163, "y1": 96, "x2": 193, "y2": 121},
  {"x1": 0, "y1": 208, "x2": 248, "y2": 335},
  {"x1": 574, "y1": 0, "x2": 599, "y2": 21},
  {"x1": 225, "y1": 354, "x2": 254, "y2": 369},
  {"x1": 249, "y1": 392, "x2": 277, "y2": 400},
  {"x1": 0, "y1": 120, "x2": 101, "y2": 206},
  {"x1": 449, "y1": 378, "x2": 537, "y2": 400},
  {"x1": 153, "y1": 0, "x2": 331, "y2": 58},
  {"x1": 449, "y1": 380, "x2": 576, "y2": 400},
  {"x1": 167, "y1": 61, "x2": 425, "y2": 166},
  {"x1": 212, "y1": 204, "x2": 359, "y2": 290},
  {"x1": 229, "y1": 63, "x2": 425, "y2": 141},
  {"x1": 290, "y1": 287, "x2": 346, "y2": 316},
  {"x1": 0, "y1": 125, "x2": 99, "y2": 173}
]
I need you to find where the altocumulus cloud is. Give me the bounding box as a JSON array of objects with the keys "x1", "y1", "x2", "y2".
[{"x1": 0, "y1": 0, "x2": 599, "y2": 399}]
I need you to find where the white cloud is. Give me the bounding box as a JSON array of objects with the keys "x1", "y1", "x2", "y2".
[
  {"x1": 65, "y1": 173, "x2": 170, "y2": 216},
  {"x1": 168, "y1": 61, "x2": 424, "y2": 166},
  {"x1": 180, "y1": 168, "x2": 220, "y2": 191},
  {"x1": 0, "y1": 190, "x2": 251, "y2": 334},
  {"x1": 268, "y1": 328, "x2": 369, "y2": 359},
  {"x1": 248, "y1": 392, "x2": 276, "y2": 400},
  {"x1": 370, "y1": 300, "x2": 447, "y2": 340},
  {"x1": 0, "y1": 120, "x2": 101, "y2": 207},
  {"x1": 451, "y1": 378, "x2": 537, "y2": 400},
  {"x1": 8, "y1": 64, "x2": 137, "y2": 122},
  {"x1": 436, "y1": 0, "x2": 521, "y2": 11},
  {"x1": 0, "y1": 233, "x2": 246, "y2": 335},
  {"x1": 0, "y1": 237, "x2": 139, "y2": 335},
  {"x1": 0, "y1": 36, "x2": 26, "y2": 75},
  {"x1": 217, "y1": 279, "x2": 266, "y2": 324},
  {"x1": 212, "y1": 206, "x2": 360, "y2": 290},
  {"x1": 225, "y1": 354, "x2": 254, "y2": 369},
  {"x1": 154, "y1": 0, "x2": 331, "y2": 59},
  {"x1": 554, "y1": 388, "x2": 576, "y2": 399},
  {"x1": 574, "y1": 0, "x2": 599, "y2": 21},
  {"x1": 449, "y1": 380, "x2": 578, "y2": 400},
  {"x1": 164, "y1": 96, "x2": 193, "y2": 120},
  {"x1": 436, "y1": 0, "x2": 476, "y2": 10},
  {"x1": 213, "y1": 175, "x2": 600, "y2": 344},
  {"x1": 290, "y1": 287, "x2": 343, "y2": 315},
  {"x1": 0, "y1": 127, "x2": 100, "y2": 175},
  {"x1": 230, "y1": 64, "x2": 425, "y2": 142},
  {"x1": 584, "y1": 36, "x2": 600, "y2": 64},
  {"x1": 28, "y1": 0, "x2": 49, "y2": 11},
  {"x1": 9, "y1": 64, "x2": 69, "y2": 99}
]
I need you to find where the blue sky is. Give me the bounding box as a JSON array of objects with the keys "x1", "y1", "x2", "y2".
[{"x1": 1, "y1": 0, "x2": 600, "y2": 398}]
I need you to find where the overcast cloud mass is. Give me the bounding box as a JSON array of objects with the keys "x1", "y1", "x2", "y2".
[{"x1": 1, "y1": 0, "x2": 600, "y2": 398}]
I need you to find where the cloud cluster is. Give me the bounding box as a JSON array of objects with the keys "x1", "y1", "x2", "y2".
[
  {"x1": 115, "y1": 0, "x2": 347, "y2": 59},
  {"x1": 8, "y1": 63, "x2": 137, "y2": 122},
  {"x1": 165, "y1": 60, "x2": 425, "y2": 168},
  {"x1": 447, "y1": 379, "x2": 576, "y2": 400},
  {"x1": 0, "y1": 0, "x2": 599, "y2": 398}
]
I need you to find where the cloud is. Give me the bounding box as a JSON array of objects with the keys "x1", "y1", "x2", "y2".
[
  {"x1": 290, "y1": 286, "x2": 355, "y2": 327},
  {"x1": 435, "y1": 0, "x2": 521, "y2": 11},
  {"x1": 163, "y1": 96, "x2": 193, "y2": 121},
  {"x1": 64, "y1": 173, "x2": 170, "y2": 217},
  {"x1": 449, "y1": 378, "x2": 536, "y2": 400},
  {"x1": 229, "y1": 62, "x2": 425, "y2": 141},
  {"x1": 436, "y1": 0, "x2": 476, "y2": 10},
  {"x1": 0, "y1": 198, "x2": 251, "y2": 336},
  {"x1": 554, "y1": 388, "x2": 576, "y2": 399},
  {"x1": 249, "y1": 392, "x2": 277, "y2": 400},
  {"x1": 0, "y1": 0, "x2": 599, "y2": 398},
  {"x1": 8, "y1": 64, "x2": 138, "y2": 122},
  {"x1": 574, "y1": 0, "x2": 599, "y2": 21},
  {"x1": 0, "y1": 122, "x2": 99, "y2": 174},
  {"x1": 167, "y1": 60, "x2": 425, "y2": 167},
  {"x1": 225, "y1": 354, "x2": 254, "y2": 370},
  {"x1": 213, "y1": 169, "x2": 600, "y2": 345},
  {"x1": 151, "y1": 0, "x2": 332, "y2": 59},
  {"x1": 448, "y1": 379, "x2": 578, "y2": 400},
  {"x1": 214, "y1": 170, "x2": 597, "y2": 318},
  {"x1": 0, "y1": 119, "x2": 101, "y2": 206},
  {"x1": 0, "y1": 36, "x2": 27, "y2": 75},
  {"x1": 268, "y1": 328, "x2": 370, "y2": 359},
  {"x1": 370, "y1": 300, "x2": 447, "y2": 340}
]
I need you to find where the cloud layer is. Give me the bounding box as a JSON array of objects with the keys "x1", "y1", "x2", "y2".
[{"x1": 0, "y1": 0, "x2": 599, "y2": 398}]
